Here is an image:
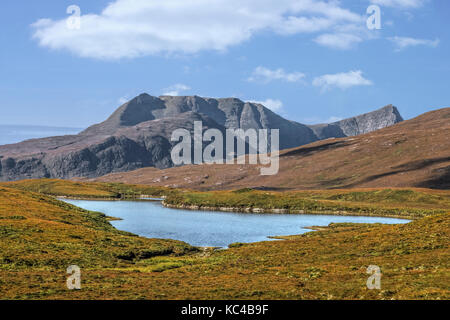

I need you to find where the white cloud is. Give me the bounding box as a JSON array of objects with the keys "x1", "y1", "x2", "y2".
[
  {"x1": 32, "y1": 0, "x2": 364, "y2": 59},
  {"x1": 326, "y1": 116, "x2": 343, "y2": 123},
  {"x1": 387, "y1": 36, "x2": 440, "y2": 51},
  {"x1": 249, "y1": 99, "x2": 284, "y2": 112},
  {"x1": 314, "y1": 33, "x2": 363, "y2": 50},
  {"x1": 312, "y1": 70, "x2": 373, "y2": 90},
  {"x1": 118, "y1": 96, "x2": 130, "y2": 105},
  {"x1": 301, "y1": 116, "x2": 343, "y2": 124},
  {"x1": 370, "y1": 0, "x2": 427, "y2": 8},
  {"x1": 248, "y1": 67, "x2": 305, "y2": 83},
  {"x1": 162, "y1": 84, "x2": 191, "y2": 96}
]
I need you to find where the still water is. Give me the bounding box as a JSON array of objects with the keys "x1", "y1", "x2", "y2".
[{"x1": 63, "y1": 199, "x2": 409, "y2": 248}]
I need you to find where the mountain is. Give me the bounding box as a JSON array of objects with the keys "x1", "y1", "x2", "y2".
[
  {"x1": 94, "y1": 107, "x2": 450, "y2": 190},
  {"x1": 0, "y1": 93, "x2": 403, "y2": 181},
  {"x1": 80, "y1": 94, "x2": 318, "y2": 149},
  {"x1": 308, "y1": 104, "x2": 403, "y2": 139},
  {"x1": 0, "y1": 112, "x2": 221, "y2": 180}
]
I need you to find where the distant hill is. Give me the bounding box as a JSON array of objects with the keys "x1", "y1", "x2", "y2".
[
  {"x1": 94, "y1": 107, "x2": 450, "y2": 190},
  {"x1": 0, "y1": 93, "x2": 403, "y2": 181}
]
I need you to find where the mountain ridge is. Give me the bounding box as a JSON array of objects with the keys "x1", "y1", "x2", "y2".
[
  {"x1": 0, "y1": 93, "x2": 404, "y2": 181},
  {"x1": 309, "y1": 104, "x2": 403, "y2": 139}
]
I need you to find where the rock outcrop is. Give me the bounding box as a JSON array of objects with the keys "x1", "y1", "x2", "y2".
[
  {"x1": 0, "y1": 112, "x2": 224, "y2": 180},
  {"x1": 309, "y1": 105, "x2": 403, "y2": 139}
]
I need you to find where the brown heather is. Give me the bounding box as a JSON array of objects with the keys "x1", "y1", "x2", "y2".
[{"x1": 93, "y1": 108, "x2": 450, "y2": 191}]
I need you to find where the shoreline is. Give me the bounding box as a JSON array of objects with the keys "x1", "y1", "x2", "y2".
[
  {"x1": 56, "y1": 195, "x2": 165, "y2": 201},
  {"x1": 58, "y1": 196, "x2": 412, "y2": 250},
  {"x1": 57, "y1": 195, "x2": 414, "y2": 220},
  {"x1": 56, "y1": 195, "x2": 415, "y2": 220},
  {"x1": 162, "y1": 201, "x2": 414, "y2": 220}
]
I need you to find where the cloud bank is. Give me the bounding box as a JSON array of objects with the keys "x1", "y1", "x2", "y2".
[{"x1": 32, "y1": 0, "x2": 364, "y2": 59}]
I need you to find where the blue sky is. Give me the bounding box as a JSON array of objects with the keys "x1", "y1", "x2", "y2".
[{"x1": 1, "y1": 0, "x2": 449, "y2": 128}]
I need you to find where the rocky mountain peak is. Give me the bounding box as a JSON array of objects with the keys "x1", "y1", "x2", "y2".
[
  {"x1": 333, "y1": 104, "x2": 404, "y2": 137},
  {"x1": 308, "y1": 104, "x2": 404, "y2": 139},
  {"x1": 0, "y1": 93, "x2": 406, "y2": 181}
]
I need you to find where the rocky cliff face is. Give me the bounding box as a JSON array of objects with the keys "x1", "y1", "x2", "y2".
[
  {"x1": 0, "y1": 94, "x2": 403, "y2": 181},
  {"x1": 333, "y1": 104, "x2": 403, "y2": 136},
  {"x1": 81, "y1": 94, "x2": 318, "y2": 150},
  {"x1": 0, "y1": 112, "x2": 223, "y2": 180},
  {"x1": 309, "y1": 105, "x2": 403, "y2": 139}
]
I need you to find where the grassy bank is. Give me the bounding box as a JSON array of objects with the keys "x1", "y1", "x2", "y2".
[
  {"x1": 0, "y1": 182, "x2": 448, "y2": 299},
  {"x1": 1, "y1": 179, "x2": 175, "y2": 199},
  {"x1": 3, "y1": 179, "x2": 450, "y2": 219},
  {"x1": 0, "y1": 185, "x2": 197, "y2": 295},
  {"x1": 164, "y1": 188, "x2": 450, "y2": 219}
]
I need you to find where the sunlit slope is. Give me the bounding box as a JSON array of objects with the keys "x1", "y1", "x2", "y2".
[{"x1": 95, "y1": 108, "x2": 450, "y2": 190}]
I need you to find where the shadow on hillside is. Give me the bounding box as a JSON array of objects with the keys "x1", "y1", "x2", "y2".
[
  {"x1": 281, "y1": 140, "x2": 352, "y2": 158},
  {"x1": 251, "y1": 186, "x2": 293, "y2": 191},
  {"x1": 316, "y1": 176, "x2": 355, "y2": 189},
  {"x1": 343, "y1": 157, "x2": 450, "y2": 190},
  {"x1": 417, "y1": 165, "x2": 450, "y2": 189}
]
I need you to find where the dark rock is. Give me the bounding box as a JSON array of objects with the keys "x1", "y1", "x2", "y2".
[{"x1": 309, "y1": 105, "x2": 403, "y2": 138}]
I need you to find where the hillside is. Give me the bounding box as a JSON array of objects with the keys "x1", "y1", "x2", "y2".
[
  {"x1": 0, "y1": 93, "x2": 402, "y2": 181},
  {"x1": 94, "y1": 107, "x2": 450, "y2": 190},
  {"x1": 0, "y1": 185, "x2": 195, "y2": 271}
]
